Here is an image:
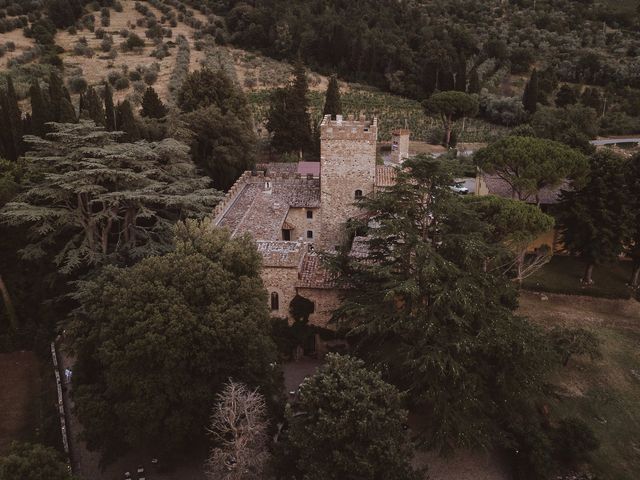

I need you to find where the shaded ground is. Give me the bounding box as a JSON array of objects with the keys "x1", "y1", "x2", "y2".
[
  {"x1": 519, "y1": 291, "x2": 640, "y2": 480},
  {"x1": 523, "y1": 256, "x2": 634, "y2": 300},
  {"x1": 0, "y1": 351, "x2": 40, "y2": 454}
]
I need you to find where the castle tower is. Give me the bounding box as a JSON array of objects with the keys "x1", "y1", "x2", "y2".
[
  {"x1": 390, "y1": 129, "x2": 410, "y2": 163},
  {"x1": 319, "y1": 114, "x2": 378, "y2": 249}
]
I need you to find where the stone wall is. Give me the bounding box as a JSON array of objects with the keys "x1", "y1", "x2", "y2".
[
  {"x1": 284, "y1": 207, "x2": 320, "y2": 243},
  {"x1": 261, "y1": 265, "x2": 300, "y2": 318},
  {"x1": 296, "y1": 287, "x2": 343, "y2": 329},
  {"x1": 319, "y1": 115, "x2": 378, "y2": 249}
]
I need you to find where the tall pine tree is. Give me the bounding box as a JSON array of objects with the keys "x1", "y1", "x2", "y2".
[
  {"x1": 558, "y1": 150, "x2": 632, "y2": 284},
  {"x1": 80, "y1": 86, "x2": 105, "y2": 126},
  {"x1": 48, "y1": 71, "x2": 67, "y2": 122},
  {"x1": 522, "y1": 68, "x2": 538, "y2": 114},
  {"x1": 29, "y1": 80, "x2": 50, "y2": 137},
  {"x1": 0, "y1": 77, "x2": 23, "y2": 160},
  {"x1": 116, "y1": 100, "x2": 141, "y2": 142},
  {"x1": 140, "y1": 87, "x2": 167, "y2": 119},
  {"x1": 322, "y1": 74, "x2": 342, "y2": 119},
  {"x1": 59, "y1": 98, "x2": 77, "y2": 123},
  {"x1": 104, "y1": 83, "x2": 116, "y2": 131},
  {"x1": 468, "y1": 68, "x2": 481, "y2": 94},
  {"x1": 266, "y1": 59, "x2": 313, "y2": 157},
  {"x1": 454, "y1": 53, "x2": 467, "y2": 92}
]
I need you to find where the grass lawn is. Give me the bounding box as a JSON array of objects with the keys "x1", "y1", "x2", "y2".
[
  {"x1": 523, "y1": 255, "x2": 634, "y2": 299},
  {"x1": 519, "y1": 292, "x2": 640, "y2": 480}
]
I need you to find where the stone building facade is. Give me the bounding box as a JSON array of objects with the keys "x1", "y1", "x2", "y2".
[{"x1": 212, "y1": 115, "x2": 396, "y2": 339}]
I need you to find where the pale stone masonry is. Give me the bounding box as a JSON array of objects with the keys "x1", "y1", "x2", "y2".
[{"x1": 212, "y1": 115, "x2": 397, "y2": 338}]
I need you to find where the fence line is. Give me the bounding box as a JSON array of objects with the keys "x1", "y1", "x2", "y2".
[{"x1": 50, "y1": 342, "x2": 72, "y2": 471}]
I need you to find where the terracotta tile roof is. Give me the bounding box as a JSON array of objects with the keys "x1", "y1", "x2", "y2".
[
  {"x1": 257, "y1": 241, "x2": 306, "y2": 268},
  {"x1": 297, "y1": 253, "x2": 338, "y2": 289},
  {"x1": 375, "y1": 165, "x2": 397, "y2": 188},
  {"x1": 483, "y1": 174, "x2": 567, "y2": 205},
  {"x1": 273, "y1": 182, "x2": 321, "y2": 208}
]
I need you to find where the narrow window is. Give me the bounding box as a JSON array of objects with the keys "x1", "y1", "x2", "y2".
[
  {"x1": 355, "y1": 189, "x2": 363, "y2": 199},
  {"x1": 282, "y1": 229, "x2": 291, "y2": 241},
  {"x1": 307, "y1": 230, "x2": 313, "y2": 239},
  {"x1": 306, "y1": 210, "x2": 313, "y2": 219},
  {"x1": 270, "y1": 292, "x2": 279, "y2": 311}
]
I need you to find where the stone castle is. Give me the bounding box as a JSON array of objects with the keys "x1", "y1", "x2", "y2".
[{"x1": 212, "y1": 114, "x2": 396, "y2": 337}]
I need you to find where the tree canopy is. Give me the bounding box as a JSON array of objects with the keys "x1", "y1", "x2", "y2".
[
  {"x1": 286, "y1": 354, "x2": 421, "y2": 480},
  {"x1": 322, "y1": 74, "x2": 342, "y2": 119},
  {"x1": 66, "y1": 222, "x2": 280, "y2": 459},
  {"x1": 330, "y1": 156, "x2": 553, "y2": 453},
  {"x1": 422, "y1": 91, "x2": 478, "y2": 148},
  {"x1": 557, "y1": 150, "x2": 632, "y2": 284},
  {"x1": 0, "y1": 122, "x2": 220, "y2": 274},
  {"x1": 176, "y1": 68, "x2": 256, "y2": 190},
  {"x1": 266, "y1": 60, "x2": 314, "y2": 157},
  {"x1": 0, "y1": 442, "x2": 73, "y2": 480},
  {"x1": 466, "y1": 194, "x2": 555, "y2": 281},
  {"x1": 475, "y1": 136, "x2": 587, "y2": 204}
]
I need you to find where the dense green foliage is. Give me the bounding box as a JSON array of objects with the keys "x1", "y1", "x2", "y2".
[
  {"x1": 215, "y1": 0, "x2": 640, "y2": 101},
  {"x1": 330, "y1": 156, "x2": 554, "y2": 455},
  {"x1": 322, "y1": 74, "x2": 342, "y2": 119},
  {"x1": 0, "y1": 122, "x2": 220, "y2": 274},
  {"x1": 66, "y1": 222, "x2": 280, "y2": 459},
  {"x1": 558, "y1": 150, "x2": 633, "y2": 284},
  {"x1": 140, "y1": 86, "x2": 167, "y2": 119},
  {"x1": 475, "y1": 136, "x2": 587, "y2": 203},
  {"x1": 0, "y1": 442, "x2": 73, "y2": 480},
  {"x1": 285, "y1": 354, "x2": 421, "y2": 480},
  {"x1": 266, "y1": 60, "x2": 314, "y2": 157},
  {"x1": 178, "y1": 68, "x2": 257, "y2": 190},
  {"x1": 423, "y1": 91, "x2": 479, "y2": 147}
]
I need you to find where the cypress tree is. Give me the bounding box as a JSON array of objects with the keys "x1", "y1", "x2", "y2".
[
  {"x1": 266, "y1": 58, "x2": 313, "y2": 156},
  {"x1": 3, "y1": 77, "x2": 23, "y2": 160},
  {"x1": 140, "y1": 87, "x2": 167, "y2": 119},
  {"x1": 48, "y1": 71, "x2": 66, "y2": 122},
  {"x1": 104, "y1": 83, "x2": 116, "y2": 131},
  {"x1": 59, "y1": 98, "x2": 77, "y2": 123},
  {"x1": 468, "y1": 68, "x2": 481, "y2": 94},
  {"x1": 116, "y1": 100, "x2": 140, "y2": 142},
  {"x1": 29, "y1": 80, "x2": 50, "y2": 137},
  {"x1": 522, "y1": 68, "x2": 539, "y2": 114},
  {"x1": 80, "y1": 86, "x2": 105, "y2": 125},
  {"x1": 0, "y1": 93, "x2": 16, "y2": 161},
  {"x1": 322, "y1": 75, "x2": 342, "y2": 119},
  {"x1": 289, "y1": 58, "x2": 313, "y2": 155}
]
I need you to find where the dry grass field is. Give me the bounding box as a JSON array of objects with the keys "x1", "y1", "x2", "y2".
[{"x1": 519, "y1": 292, "x2": 640, "y2": 480}]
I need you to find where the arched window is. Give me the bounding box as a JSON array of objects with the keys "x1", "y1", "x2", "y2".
[
  {"x1": 270, "y1": 292, "x2": 279, "y2": 311},
  {"x1": 354, "y1": 189, "x2": 363, "y2": 199}
]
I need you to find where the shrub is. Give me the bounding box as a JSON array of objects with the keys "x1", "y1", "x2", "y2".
[
  {"x1": 94, "y1": 27, "x2": 105, "y2": 39},
  {"x1": 128, "y1": 70, "x2": 142, "y2": 81},
  {"x1": 5, "y1": 41, "x2": 15, "y2": 52},
  {"x1": 123, "y1": 33, "x2": 145, "y2": 51},
  {"x1": 119, "y1": 28, "x2": 129, "y2": 38},
  {"x1": 114, "y1": 77, "x2": 130, "y2": 90},
  {"x1": 143, "y1": 69, "x2": 158, "y2": 85},
  {"x1": 553, "y1": 417, "x2": 599, "y2": 465},
  {"x1": 68, "y1": 75, "x2": 88, "y2": 94},
  {"x1": 132, "y1": 80, "x2": 146, "y2": 94},
  {"x1": 100, "y1": 35, "x2": 113, "y2": 53},
  {"x1": 67, "y1": 26, "x2": 77, "y2": 35},
  {"x1": 0, "y1": 45, "x2": 5, "y2": 58},
  {"x1": 107, "y1": 70, "x2": 122, "y2": 85},
  {"x1": 114, "y1": 2, "x2": 123, "y2": 13}
]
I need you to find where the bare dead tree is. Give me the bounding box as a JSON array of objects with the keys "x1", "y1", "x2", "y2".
[{"x1": 205, "y1": 381, "x2": 270, "y2": 480}]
